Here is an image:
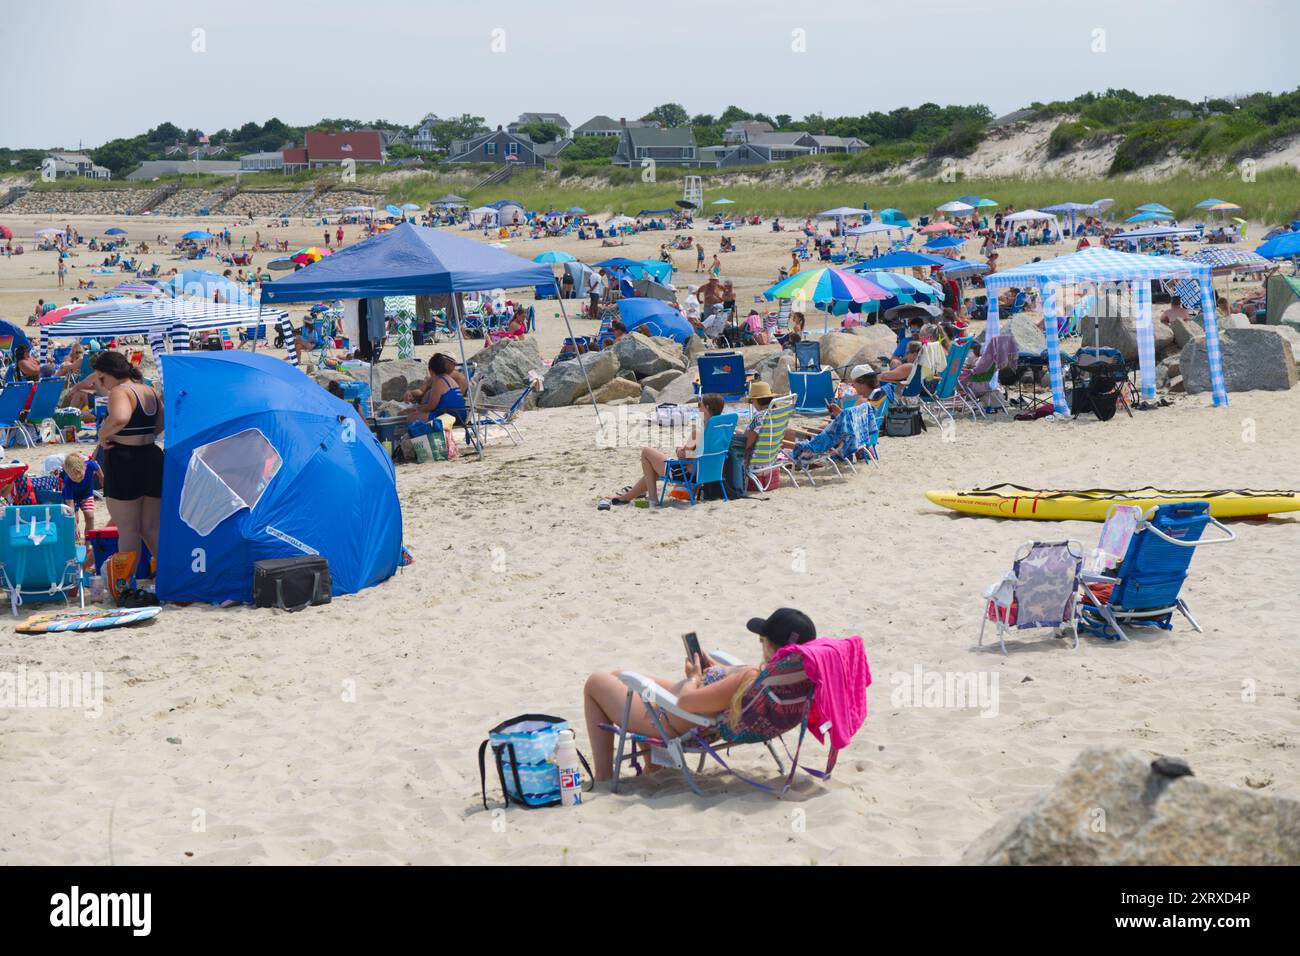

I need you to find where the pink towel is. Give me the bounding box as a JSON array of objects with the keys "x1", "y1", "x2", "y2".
[{"x1": 771, "y1": 636, "x2": 870, "y2": 751}]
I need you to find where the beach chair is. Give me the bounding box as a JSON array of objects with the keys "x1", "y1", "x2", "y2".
[
  {"x1": 788, "y1": 368, "x2": 835, "y2": 414},
  {"x1": 962, "y1": 334, "x2": 1017, "y2": 416},
  {"x1": 1077, "y1": 502, "x2": 1235, "y2": 642},
  {"x1": 788, "y1": 400, "x2": 881, "y2": 485},
  {"x1": 980, "y1": 540, "x2": 1085, "y2": 655},
  {"x1": 793, "y1": 339, "x2": 821, "y2": 371},
  {"x1": 472, "y1": 382, "x2": 534, "y2": 447},
  {"x1": 605, "y1": 648, "x2": 828, "y2": 797},
  {"x1": 1089, "y1": 504, "x2": 1143, "y2": 575},
  {"x1": 919, "y1": 336, "x2": 978, "y2": 424},
  {"x1": 694, "y1": 352, "x2": 748, "y2": 403},
  {"x1": 0, "y1": 504, "x2": 83, "y2": 616},
  {"x1": 0, "y1": 382, "x2": 35, "y2": 448},
  {"x1": 744, "y1": 400, "x2": 797, "y2": 491},
  {"x1": 658, "y1": 412, "x2": 738, "y2": 506},
  {"x1": 1004, "y1": 291, "x2": 1027, "y2": 315}
]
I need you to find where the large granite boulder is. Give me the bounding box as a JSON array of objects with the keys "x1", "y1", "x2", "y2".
[
  {"x1": 1078, "y1": 315, "x2": 1176, "y2": 362},
  {"x1": 371, "y1": 358, "x2": 430, "y2": 401},
  {"x1": 981, "y1": 313, "x2": 1047, "y2": 356},
  {"x1": 683, "y1": 335, "x2": 707, "y2": 364},
  {"x1": 612, "y1": 333, "x2": 687, "y2": 377},
  {"x1": 962, "y1": 748, "x2": 1300, "y2": 865},
  {"x1": 1169, "y1": 317, "x2": 1204, "y2": 349},
  {"x1": 1181, "y1": 328, "x2": 1298, "y2": 394},
  {"x1": 573, "y1": 376, "x2": 644, "y2": 405},
  {"x1": 734, "y1": 343, "x2": 783, "y2": 369},
  {"x1": 814, "y1": 331, "x2": 864, "y2": 375},
  {"x1": 847, "y1": 323, "x2": 900, "y2": 363},
  {"x1": 537, "y1": 350, "x2": 619, "y2": 407},
  {"x1": 640, "y1": 369, "x2": 683, "y2": 392},
  {"x1": 655, "y1": 370, "x2": 700, "y2": 405},
  {"x1": 468, "y1": 338, "x2": 543, "y2": 396}
]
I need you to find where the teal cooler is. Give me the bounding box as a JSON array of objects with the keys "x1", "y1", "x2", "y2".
[{"x1": 338, "y1": 380, "x2": 371, "y2": 418}]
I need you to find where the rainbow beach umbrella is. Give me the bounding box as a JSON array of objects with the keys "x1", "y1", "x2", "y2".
[
  {"x1": 762, "y1": 266, "x2": 890, "y2": 305},
  {"x1": 291, "y1": 246, "x2": 332, "y2": 265}
]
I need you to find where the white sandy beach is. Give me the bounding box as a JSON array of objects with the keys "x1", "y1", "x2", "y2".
[{"x1": 0, "y1": 212, "x2": 1297, "y2": 865}]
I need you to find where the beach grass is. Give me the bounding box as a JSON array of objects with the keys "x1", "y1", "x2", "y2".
[{"x1": 372, "y1": 165, "x2": 1300, "y2": 226}]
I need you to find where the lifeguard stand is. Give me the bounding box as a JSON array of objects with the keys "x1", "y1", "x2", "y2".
[{"x1": 683, "y1": 175, "x2": 703, "y2": 210}]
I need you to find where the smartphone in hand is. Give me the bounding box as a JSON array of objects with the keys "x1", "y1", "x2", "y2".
[{"x1": 681, "y1": 631, "x2": 702, "y2": 665}]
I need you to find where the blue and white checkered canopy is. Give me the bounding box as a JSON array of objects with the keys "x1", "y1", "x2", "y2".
[
  {"x1": 984, "y1": 247, "x2": 1212, "y2": 289},
  {"x1": 1168, "y1": 248, "x2": 1273, "y2": 309},
  {"x1": 983, "y1": 248, "x2": 1227, "y2": 409}
]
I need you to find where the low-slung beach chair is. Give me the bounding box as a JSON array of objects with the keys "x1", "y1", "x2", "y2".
[
  {"x1": 472, "y1": 382, "x2": 534, "y2": 446},
  {"x1": 0, "y1": 382, "x2": 34, "y2": 448},
  {"x1": 22, "y1": 378, "x2": 67, "y2": 444},
  {"x1": 980, "y1": 540, "x2": 1085, "y2": 654},
  {"x1": 659, "y1": 412, "x2": 738, "y2": 505},
  {"x1": 745, "y1": 400, "x2": 797, "y2": 491},
  {"x1": 0, "y1": 504, "x2": 83, "y2": 616},
  {"x1": 789, "y1": 368, "x2": 835, "y2": 414},
  {"x1": 919, "y1": 336, "x2": 977, "y2": 424},
  {"x1": 605, "y1": 649, "x2": 829, "y2": 797},
  {"x1": 1077, "y1": 502, "x2": 1234, "y2": 641},
  {"x1": 788, "y1": 400, "x2": 881, "y2": 485},
  {"x1": 694, "y1": 352, "x2": 748, "y2": 403}
]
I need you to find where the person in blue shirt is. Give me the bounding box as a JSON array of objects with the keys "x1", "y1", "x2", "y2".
[{"x1": 59, "y1": 452, "x2": 102, "y2": 536}]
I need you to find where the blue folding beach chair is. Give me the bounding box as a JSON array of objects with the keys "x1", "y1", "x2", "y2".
[
  {"x1": 694, "y1": 352, "x2": 748, "y2": 403},
  {"x1": 788, "y1": 368, "x2": 835, "y2": 414},
  {"x1": 21, "y1": 379, "x2": 67, "y2": 445},
  {"x1": 793, "y1": 340, "x2": 821, "y2": 371},
  {"x1": 0, "y1": 382, "x2": 35, "y2": 448},
  {"x1": 659, "y1": 412, "x2": 738, "y2": 506},
  {"x1": 1077, "y1": 502, "x2": 1235, "y2": 641},
  {"x1": 0, "y1": 503, "x2": 83, "y2": 615}
]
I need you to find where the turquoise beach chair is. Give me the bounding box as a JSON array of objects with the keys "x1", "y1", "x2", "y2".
[
  {"x1": 659, "y1": 412, "x2": 738, "y2": 505},
  {"x1": 0, "y1": 382, "x2": 34, "y2": 448},
  {"x1": 22, "y1": 379, "x2": 67, "y2": 443},
  {"x1": 0, "y1": 504, "x2": 83, "y2": 616},
  {"x1": 919, "y1": 336, "x2": 977, "y2": 424}
]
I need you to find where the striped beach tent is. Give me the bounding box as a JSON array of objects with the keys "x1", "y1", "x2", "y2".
[
  {"x1": 983, "y1": 248, "x2": 1226, "y2": 410},
  {"x1": 1168, "y1": 248, "x2": 1273, "y2": 309}
]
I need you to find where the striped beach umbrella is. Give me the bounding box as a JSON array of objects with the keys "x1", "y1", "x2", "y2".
[
  {"x1": 762, "y1": 266, "x2": 890, "y2": 305},
  {"x1": 291, "y1": 247, "x2": 332, "y2": 265},
  {"x1": 1172, "y1": 247, "x2": 1275, "y2": 307},
  {"x1": 849, "y1": 271, "x2": 936, "y2": 302}
]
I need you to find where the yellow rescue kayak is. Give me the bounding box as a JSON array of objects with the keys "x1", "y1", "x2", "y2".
[{"x1": 926, "y1": 485, "x2": 1300, "y2": 521}]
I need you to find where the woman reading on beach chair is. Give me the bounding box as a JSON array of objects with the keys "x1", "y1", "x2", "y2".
[
  {"x1": 601, "y1": 394, "x2": 724, "y2": 508},
  {"x1": 582, "y1": 608, "x2": 818, "y2": 784}
]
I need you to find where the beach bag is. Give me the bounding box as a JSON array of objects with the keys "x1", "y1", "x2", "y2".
[
  {"x1": 884, "y1": 405, "x2": 926, "y2": 437},
  {"x1": 252, "y1": 556, "x2": 332, "y2": 612},
  {"x1": 478, "y1": 714, "x2": 594, "y2": 810}
]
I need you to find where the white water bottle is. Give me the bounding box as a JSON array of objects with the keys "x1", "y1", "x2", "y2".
[{"x1": 555, "y1": 729, "x2": 582, "y2": 807}]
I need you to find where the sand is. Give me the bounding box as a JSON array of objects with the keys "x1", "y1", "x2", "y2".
[{"x1": 0, "y1": 211, "x2": 1296, "y2": 865}]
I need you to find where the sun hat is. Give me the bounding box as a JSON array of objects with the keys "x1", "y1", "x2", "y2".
[{"x1": 748, "y1": 381, "x2": 781, "y2": 401}]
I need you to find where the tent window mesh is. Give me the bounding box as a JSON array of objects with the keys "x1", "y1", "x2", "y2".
[{"x1": 178, "y1": 428, "x2": 282, "y2": 536}]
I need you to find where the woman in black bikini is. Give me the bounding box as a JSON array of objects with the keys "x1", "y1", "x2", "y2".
[{"x1": 93, "y1": 351, "x2": 164, "y2": 605}]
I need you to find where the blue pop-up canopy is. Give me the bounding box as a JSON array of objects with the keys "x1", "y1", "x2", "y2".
[
  {"x1": 261, "y1": 223, "x2": 554, "y2": 302},
  {"x1": 850, "y1": 251, "x2": 959, "y2": 270},
  {"x1": 156, "y1": 351, "x2": 402, "y2": 604}
]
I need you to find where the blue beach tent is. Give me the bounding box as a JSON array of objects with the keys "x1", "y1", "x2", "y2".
[{"x1": 155, "y1": 351, "x2": 402, "y2": 604}]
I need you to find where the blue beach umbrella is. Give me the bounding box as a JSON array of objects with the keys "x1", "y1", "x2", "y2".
[
  {"x1": 181, "y1": 230, "x2": 214, "y2": 241},
  {"x1": 1136, "y1": 203, "x2": 1174, "y2": 215},
  {"x1": 615, "y1": 299, "x2": 694, "y2": 343},
  {"x1": 1256, "y1": 232, "x2": 1300, "y2": 259},
  {"x1": 921, "y1": 235, "x2": 966, "y2": 250},
  {"x1": 105, "y1": 227, "x2": 127, "y2": 236},
  {"x1": 533, "y1": 250, "x2": 576, "y2": 264},
  {"x1": 851, "y1": 250, "x2": 958, "y2": 270}
]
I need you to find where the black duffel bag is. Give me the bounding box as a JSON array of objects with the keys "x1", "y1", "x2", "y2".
[{"x1": 253, "y1": 556, "x2": 332, "y2": 612}]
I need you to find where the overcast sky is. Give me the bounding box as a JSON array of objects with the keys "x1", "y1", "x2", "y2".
[{"x1": 3, "y1": 0, "x2": 1291, "y2": 148}]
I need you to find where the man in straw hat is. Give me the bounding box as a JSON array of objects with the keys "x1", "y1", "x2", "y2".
[{"x1": 742, "y1": 379, "x2": 787, "y2": 465}]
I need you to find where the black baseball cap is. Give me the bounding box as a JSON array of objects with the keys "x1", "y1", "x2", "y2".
[{"x1": 746, "y1": 608, "x2": 816, "y2": 646}]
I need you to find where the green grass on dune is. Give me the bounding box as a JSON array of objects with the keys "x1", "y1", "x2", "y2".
[{"x1": 370, "y1": 165, "x2": 1300, "y2": 226}]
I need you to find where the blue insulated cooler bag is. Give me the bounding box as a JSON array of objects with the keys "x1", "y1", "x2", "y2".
[{"x1": 478, "y1": 714, "x2": 593, "y2": 809}]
